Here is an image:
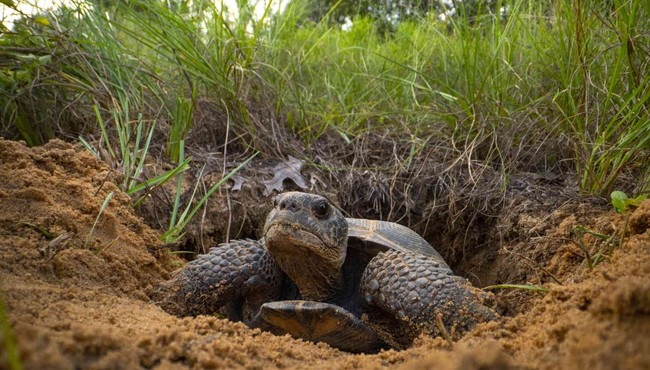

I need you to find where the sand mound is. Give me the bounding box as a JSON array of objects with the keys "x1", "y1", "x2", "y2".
[{"x1": 0, "y1": 138, "x2": 648, "y2": 369}]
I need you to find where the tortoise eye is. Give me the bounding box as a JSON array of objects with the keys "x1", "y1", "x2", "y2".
[{"x1": 313, "y1": 200, "x2": 330, "y2": 219}]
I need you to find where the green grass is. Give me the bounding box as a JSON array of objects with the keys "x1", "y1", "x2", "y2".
[
  {"x1": 86, "y1": 191, "x2": 114, "y2": 247},
  {"x1": 162, "y1": 146, "x2": 259, "y2": 243},
  {"x1": 0, "y1": 291, "x2": 22, "y2": 370},
  {"x1": 263, "y1": 0, "x2": 649, "y2": 197},
  {"x1": 1, "y1": 0, "x2": 649, "y2": 200},
  {"x1": 483, "y1": 284, "x2": 549, "y2": 293}
]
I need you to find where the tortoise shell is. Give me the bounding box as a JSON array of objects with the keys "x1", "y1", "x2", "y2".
[{"x1": 346, "y1": 218, "x2": 447, "y2": 266}]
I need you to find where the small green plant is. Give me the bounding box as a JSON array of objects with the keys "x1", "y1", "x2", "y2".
[
  {"x1": 609, "y1": 190, "x2": 647, "y2": 262},
  {"x1": 610, "y1": 191, "x2": 647, "y2": 213}
]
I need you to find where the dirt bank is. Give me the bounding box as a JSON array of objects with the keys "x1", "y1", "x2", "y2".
[{"x1": 0, "y1": 139, "x2": 648, "y2": 369}]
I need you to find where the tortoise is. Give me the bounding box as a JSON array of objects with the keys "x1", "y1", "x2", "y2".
[{"x1": 170, "y1": 192, "x2": 497, "y2": 353}]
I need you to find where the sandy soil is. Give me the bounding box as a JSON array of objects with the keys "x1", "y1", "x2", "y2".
[{"x1": 0, "y1": 138, "x2": 648, "y2": 370}]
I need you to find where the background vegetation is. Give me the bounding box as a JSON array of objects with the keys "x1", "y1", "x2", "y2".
[{"x1": 1, "y1": 0, "x2": 649, "y2": 211}]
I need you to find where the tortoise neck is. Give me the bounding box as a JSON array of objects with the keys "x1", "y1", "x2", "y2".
[
  {"x1": 300, "y1": 269, "x2": 344, "y2": 302},
  {"x1": 266, "y1": 234, "x2": 348, "y2": 303},
  {"x1": 272, "y1": 252, "x2": 344, "y2": 302}
]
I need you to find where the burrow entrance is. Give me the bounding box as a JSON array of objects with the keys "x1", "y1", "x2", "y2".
[{"x1": 141, "y1": 149, "x2": 611, "y2": 318}]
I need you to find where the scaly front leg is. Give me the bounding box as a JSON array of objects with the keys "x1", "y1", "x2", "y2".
[
  {"x1": 175, "y1": 238, "x2": 283, "y2": 324},
  {"x1": 360, "y1": 249, "x2": 498, "y2": 347}
]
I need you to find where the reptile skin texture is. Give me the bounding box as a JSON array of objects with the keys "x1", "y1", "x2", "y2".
[
  {"x1": 361, "y1": 249, "x2": 497, "y2": 345},
  {"x1": 176, "y1": 238, "x2": 283, "y2": 322}
]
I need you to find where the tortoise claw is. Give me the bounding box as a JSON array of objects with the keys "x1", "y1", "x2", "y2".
[{"x1": 255, "y1": 300, "x2": 388, "y2": 353}]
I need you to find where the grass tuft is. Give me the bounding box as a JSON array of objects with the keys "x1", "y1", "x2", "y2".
[{"x1": 1, "y1": 0, "x2": 649, "y2": 219}]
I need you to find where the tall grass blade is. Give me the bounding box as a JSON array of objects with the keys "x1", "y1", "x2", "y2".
[
  {"x1": 163, "y1": 152, "x2": 258, "y2": 242},
  {"x1": 86, "y1": 191, "x2": 114, "y2": 247}
]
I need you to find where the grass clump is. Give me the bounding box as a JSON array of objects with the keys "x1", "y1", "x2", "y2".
[{"x1": 1, "y1": 0, "x2": 649, "y2": 203}]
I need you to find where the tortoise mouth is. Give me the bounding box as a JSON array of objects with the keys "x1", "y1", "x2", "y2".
[{"x1": 264, "y1": 222, "x2": 330, "y2": 253}]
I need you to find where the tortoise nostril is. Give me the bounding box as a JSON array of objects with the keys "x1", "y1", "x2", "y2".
[{"x1": 279, "y1": 200, "x2": 300, "y2": 212}]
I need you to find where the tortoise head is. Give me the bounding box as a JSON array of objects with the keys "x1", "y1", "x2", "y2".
[{"x1": 263, "y1": 192, "x2": 348, "y2": 301}]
